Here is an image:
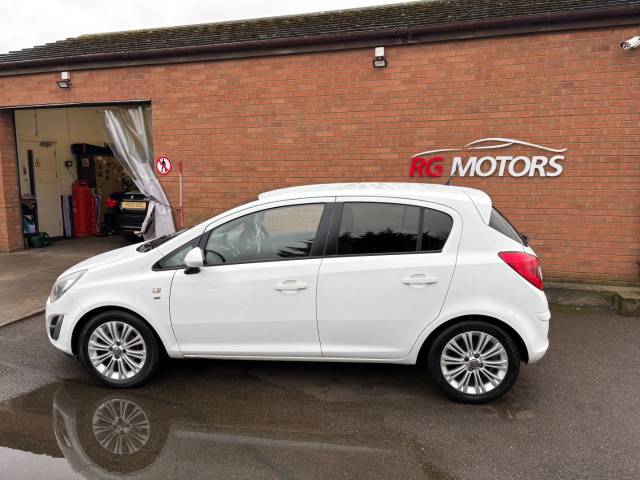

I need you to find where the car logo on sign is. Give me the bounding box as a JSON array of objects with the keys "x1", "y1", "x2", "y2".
[{"x1": 410, "y1": 137, "x2": 567, "y2": 178}]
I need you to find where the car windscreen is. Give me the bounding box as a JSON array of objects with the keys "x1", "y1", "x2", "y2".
[{"x1": 489, "y1": 208, "x2": 524, "y2": 245}]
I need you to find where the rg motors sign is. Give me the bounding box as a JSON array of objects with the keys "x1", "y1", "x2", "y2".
[{"x1": 410, "y1": 138, "x2": 567, "y2": 178}]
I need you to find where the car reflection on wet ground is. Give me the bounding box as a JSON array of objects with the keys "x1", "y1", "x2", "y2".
[{"x1": 0, "y1": 307, "x2": 639, "y2": 479}]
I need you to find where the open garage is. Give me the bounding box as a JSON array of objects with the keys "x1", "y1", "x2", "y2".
[{"x1": 15, "y1": 107, "x2": 142, "y2": 241}]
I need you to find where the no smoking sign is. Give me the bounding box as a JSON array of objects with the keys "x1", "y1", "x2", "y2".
[{"x1": 155, "y1": 157, "x2": 172, "y2": 176}]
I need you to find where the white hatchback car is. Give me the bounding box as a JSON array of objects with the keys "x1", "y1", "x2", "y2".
[{"x1": 46, "y1": 183, "x2": 549, "y2": 403}]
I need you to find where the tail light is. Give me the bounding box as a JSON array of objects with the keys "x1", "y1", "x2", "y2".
[
  {"x1": 498, "y1": 251, "x2": 544, "y2": 290},
  {"x1": 105, "y1": 197, "x2": 119, "y2": 209}
]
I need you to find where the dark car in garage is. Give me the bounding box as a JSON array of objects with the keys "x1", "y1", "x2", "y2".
[{"x1": 104, "y1": 190, "x2": 149, "y2": 238}]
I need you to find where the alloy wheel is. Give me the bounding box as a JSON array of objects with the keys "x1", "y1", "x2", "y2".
[
  {"x1": 88, "y1": 321, "x2": 147, "y2": 381},
  {"x1": 440, "y1": 331, "x2": 509, "y2": 395}
]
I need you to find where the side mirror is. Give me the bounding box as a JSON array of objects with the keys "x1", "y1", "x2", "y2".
[{"x1": 184, "y1": 247, "x2": 204, "y2": 274}]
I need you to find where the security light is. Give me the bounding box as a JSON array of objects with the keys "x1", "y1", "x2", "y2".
[
  {"x1": 621, "y1": 36, "x2": 640, "y2": 50},
  {"x1": 57, "y1": 71, "x2": 71, "y2": 89},
  {"x1": 373, "y1": 46, "x2": 387, "y2": 68}
]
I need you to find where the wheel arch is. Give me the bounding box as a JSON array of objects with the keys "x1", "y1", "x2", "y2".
[
  {"x1": 71, "y1": 306, "x2": 168, "y2": 357},
  {"x1": 416, "y1": 314, "x2": 529, "y2": 364}
]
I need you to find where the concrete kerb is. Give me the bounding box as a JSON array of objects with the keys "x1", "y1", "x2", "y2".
[
  {"x1": 546, "y1": 282, "x2": 640, "y2": 316},
  {"x1": 0, "y1": 308, "x2": 45, "y2": 329}
]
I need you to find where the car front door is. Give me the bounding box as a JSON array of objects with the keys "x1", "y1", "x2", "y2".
[
  {"x1": 316, "y1": 198, "x2": 460, "y2": 360},
  {"x1": 169, "y1": 199, "x2": 333, "y2": 357}
]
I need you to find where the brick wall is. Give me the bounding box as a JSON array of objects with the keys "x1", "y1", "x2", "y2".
[
  {"x1": 0, "y1": 111, "x2": 21, "y2": 251},
  {"x1": 0, "y1": 26, "x2": 638, "y2": 282}
]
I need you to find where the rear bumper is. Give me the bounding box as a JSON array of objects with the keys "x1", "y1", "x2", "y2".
[
  {"x1": 526, "y1": 309, "x2": 550, "y2": 364},
  {"x1": 104, "y1": 211, "x2": 146, "y2": 234},
  {"x1": 528, "y1": 337, "x2": 549, "y2": 363}
]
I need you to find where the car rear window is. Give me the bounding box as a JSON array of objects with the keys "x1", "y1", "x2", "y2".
[{"x1": 489, "y1": 208, "x2": 524, "y2": 245}]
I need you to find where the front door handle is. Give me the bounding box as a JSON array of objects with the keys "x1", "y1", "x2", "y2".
[
  {"x1": 402, "y1": 274, "x2": 438, "y2": 287},
  {"x1": 275, "y1": 280, "x2": 308, "y2": 292}
]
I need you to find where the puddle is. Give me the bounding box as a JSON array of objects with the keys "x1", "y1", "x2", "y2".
[
  {"x1": 0, "y1": 366, "x2": 454, "y2": 480},
  {"x1": 2, "y1": 308, "x2": 639, "y2": 479}
]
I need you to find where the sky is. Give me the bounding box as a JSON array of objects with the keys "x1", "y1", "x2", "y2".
[{"x1": 0, "y1": 0, "x2": 417, "y2": 54}]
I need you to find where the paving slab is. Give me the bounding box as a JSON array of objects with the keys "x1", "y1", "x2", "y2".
[{"x1": 0, "y1": 236, "x2": 130, "y2": 327}]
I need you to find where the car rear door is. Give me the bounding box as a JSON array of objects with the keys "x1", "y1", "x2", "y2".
[{"x1": 316, "y1": 197, "x2": 461, "y2": 360}]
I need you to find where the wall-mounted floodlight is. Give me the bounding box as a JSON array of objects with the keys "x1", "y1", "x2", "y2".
[
  {"x1": 57, "y1": 71, "x2": 71, "y2": 89},
  {"x1": 621, "y1": 36, "x2": 640, "y2": 50},
  {"x1": 373, "y1": 47, "x2": 387, "y2": 68}
]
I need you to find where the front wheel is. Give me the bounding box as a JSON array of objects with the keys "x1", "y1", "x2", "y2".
[
  {"x1": 78, "y1": 311, "x2": 161, "y2": 388},
  {"x1": 427, "y1": 321, "x2": 520, "y2": 404}
]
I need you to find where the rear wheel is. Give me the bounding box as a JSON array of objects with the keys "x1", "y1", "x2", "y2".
[
  {"x1": 427, "y1": 321, "x2": 520, "y2": 403},
  {"x1": 78, "y1": 311, "x2": 161, "y2": 388}
]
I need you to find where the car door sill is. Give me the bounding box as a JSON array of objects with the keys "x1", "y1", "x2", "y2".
[{"x1": 182, "y1": 354, "x2": 412, "y2": 364}]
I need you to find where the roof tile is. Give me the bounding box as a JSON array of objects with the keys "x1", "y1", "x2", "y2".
[{"x1": 0, "y1": 0, "x2": 636, "y2": 66}]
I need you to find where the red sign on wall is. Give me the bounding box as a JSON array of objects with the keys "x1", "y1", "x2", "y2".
[{"x1": 155, "y1": 157, "x2": 172, "y2": 176}]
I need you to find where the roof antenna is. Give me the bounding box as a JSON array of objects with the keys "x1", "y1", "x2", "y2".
[{"x1": 445, "y1": 167, "x2": 456, "y2": 186}]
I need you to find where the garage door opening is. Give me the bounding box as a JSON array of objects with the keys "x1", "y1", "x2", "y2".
[{"x1": 14, "y1": 105, "x2": 174, "y2": 249}]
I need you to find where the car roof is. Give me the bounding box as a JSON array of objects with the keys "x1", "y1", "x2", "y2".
[{"x1": 258, "y1": 182, "x2": 492, "y2": 222}]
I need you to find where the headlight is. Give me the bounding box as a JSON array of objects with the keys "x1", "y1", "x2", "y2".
[{"x1": 50, "y1": 270, "x2": 87, "y2": 303}]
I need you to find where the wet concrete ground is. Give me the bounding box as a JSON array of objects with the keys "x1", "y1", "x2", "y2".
[{"x1": 0, "y1": 307, "x2": 638, "y2": 479}]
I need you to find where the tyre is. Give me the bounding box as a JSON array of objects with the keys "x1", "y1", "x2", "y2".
[
  {"x1": 78, "y1": 310, "x2": 161, "y2": 388},
  {"x1": 427, "y1": 321, "x2": 520, "y2": 404}
]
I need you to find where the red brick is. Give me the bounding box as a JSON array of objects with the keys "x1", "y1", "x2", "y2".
[{"x1": 0, "y1": 27, "x2": 638, "y2": 282}]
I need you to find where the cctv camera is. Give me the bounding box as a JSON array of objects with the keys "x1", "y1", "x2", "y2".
[{"x1": 621, "y1": 36, "x2": 640, "y2": 50}]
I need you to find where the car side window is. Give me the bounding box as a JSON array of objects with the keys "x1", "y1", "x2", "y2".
[
  {"x1": 337, "y1": 203, "x2": 420, "y2": 255},
  {"x1": 336, "y1": 202, "x2": 452, "y2": 256},
  {"x1": 421, "y1": 208, "x2": 453, "y2": 252},
  {"x1": 204, "y1": 204, "x2": 325, "y2": 265},
  {"x1": 155, "y1": 237, "x2": 200, "y2": 269}
]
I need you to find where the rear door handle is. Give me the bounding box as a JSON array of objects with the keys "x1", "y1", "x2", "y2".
[
  {"x1": 402, "y1": 274, "x2": 438, "y2": 287},
  {"x1": 275, "y1": 280, "x2": 308, "y2": 292}
]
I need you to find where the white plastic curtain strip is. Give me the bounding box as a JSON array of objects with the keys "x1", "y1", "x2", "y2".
[{"x1": 102, "y1": 106, "x2": 175, "y2": 240}]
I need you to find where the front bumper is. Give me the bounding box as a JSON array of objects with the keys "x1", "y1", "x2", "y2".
[{"x1": 45, "y1": 293, "x2": 86, "y2": 356}]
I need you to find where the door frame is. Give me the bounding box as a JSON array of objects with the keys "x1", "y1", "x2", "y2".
[
  {"x1": 8, "y1": 100, "x2": 151, "y2": 248},
  {"x1": 10, "y1": 112, "x2": 25, "y2": 248}
]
